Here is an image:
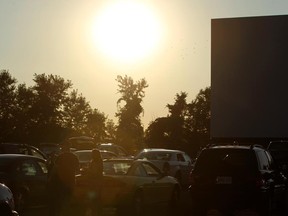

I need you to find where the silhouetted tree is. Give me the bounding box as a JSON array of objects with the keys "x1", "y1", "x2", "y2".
[
  {"x1": 185, "y1": 87, "x2": 211, "y2": 156},
  {"x1": 28, "y1": 74, "x2": 72, "y2": 143},
  {"x1": 145, "y1": 92, "x2": 188, "y2": 150},
  {"x1": 115, "y1": 75, "x2": 148, "y2": 154},
  {"x1": 145, "y1": 88, "x2": 211, "y2": 157},
  {"x1": 0, "y1": 70, "x2": 17, "y2": 142},
  {"x1": 145, "y1": 117, "x2": 173, "y2": 148},
  {"x1": 62, "y1": 90, "x2": 92, "y2": 135},
  {"x1": 187, "y1": 87, "x2": 211, "y2": 134},
  {"x1": 0, "y1": 70, "x2": 113, "y2": 145},
  {"x1": 13, "y1": 84, "x2": 35, "y2": 142},
  {"x1": 105, "y1": 119, "x2": 117, "y2": 143},
  {"x1": 84, "y1": 109, "x2": 107, "y2": 143}
]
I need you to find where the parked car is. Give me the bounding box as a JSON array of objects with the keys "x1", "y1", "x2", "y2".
[
  {"x1": 68, "y1": 136, "x2": 96, "y2": 150},
  {"x1": 0, "y1": 183, "x2": 18, "y2": 216},
  {"x1": 0, "y1": 143, "x2": 47, "y2": 160},
  {"x1": 38, "y1": 143, "x2": 61, "y2": 158},
  {"x1": 74, "y1": 149, "x2": 117, "y2": 169},
  {"x1": 96, "y1": 143, "x2": 130, "y2": 158},
  {"x1": 189, "y1": 143, "x2": 287, "y2": 216},
  {"x1": 135, "y1": 148, "x2": 193, "y2": 187},
  {"x1": 75, "y1": 158, "x2": 181, "y2": 216},
  {"x1": 0, "y1": 154, "x2": 48, "y2": 212},
  {"x1": 267, "y1": 140, "x2": 288, "y2": 177}
]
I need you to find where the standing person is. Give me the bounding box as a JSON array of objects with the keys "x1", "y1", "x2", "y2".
[
  {"x1": 47, "y1": 140, "x2": 79, "y2": 216},
  {"x1": 87, "y1": 149, "x2": 103, "y2": 216}
]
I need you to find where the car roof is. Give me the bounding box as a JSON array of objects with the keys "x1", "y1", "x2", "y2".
[
  {"x1": 140, "y1": 148, "x2": 184, "y2": 153},
  {"x1": 204, "y1": 143, "x2": 264, "y2": 151},
  {"x1": 0, "y1": 154, "x2": 46, "y2": 160},
  {"x1": 97, "y1": 143, "x2": 120, "y2": 147},
  {"x1": 104, "y1": 158, "x2": 134, "y2": 162},
  {"x1": 74, "y1": 149, "x2": 115, "y2": 153},
  {"x1": 1, "y1": 143, "x2": 40, "y2": 149},
  {"x1": 1, "y1": 143, "x2": 28, "y2": 146}
]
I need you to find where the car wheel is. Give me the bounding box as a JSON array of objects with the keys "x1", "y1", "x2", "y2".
[
  {"x1": 14, "y1": 191, "x2": 26, "y2": 213},
  {"x1": 132, "y1": 191, "x2": 144, "y2": 216}
]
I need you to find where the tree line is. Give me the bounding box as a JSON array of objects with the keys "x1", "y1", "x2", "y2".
[{"x1": 0, "y1": 70, "x2": 210, "y2": 157}]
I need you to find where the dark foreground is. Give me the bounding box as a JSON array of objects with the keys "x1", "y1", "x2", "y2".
[
  {"x1": 21, "y1": 188, "x2": 287, "y2": 216},
  {"x1": 22, "y1": 188, "x2": 192, "y2": 216}
]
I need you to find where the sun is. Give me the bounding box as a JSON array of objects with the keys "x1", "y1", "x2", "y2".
[{"x1": 91, "y1": 1, "x2": 163, "y2": 64}]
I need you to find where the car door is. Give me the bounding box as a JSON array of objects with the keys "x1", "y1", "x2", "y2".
[
  {"x1": 14, "y1": 158, "x2": 48, "y2": 207},
  {"x1": 176, "y1": 153, "x2": 192, "y2": 185},
  {"x1": 141, "y1": 162, "x2": 171, "y2": 203}
]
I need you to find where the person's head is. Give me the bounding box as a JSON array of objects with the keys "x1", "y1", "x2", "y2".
[
  {"x1": 61, "y1": 140, "x2": 71, "y2": 152},
  {"x1": 91, "y1": 149, "x2": 102, "y2": 162}
]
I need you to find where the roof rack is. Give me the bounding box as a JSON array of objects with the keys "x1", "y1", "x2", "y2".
[{"x1": 206, "y1": 141, "x2": 239, "y2": 148}]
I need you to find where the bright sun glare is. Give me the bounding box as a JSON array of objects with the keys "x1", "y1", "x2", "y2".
[{"x1": 91, "y1": 1, "x2": 162, "y2": 64}]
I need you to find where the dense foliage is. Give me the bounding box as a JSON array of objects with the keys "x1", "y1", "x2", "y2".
[{"x1": 0, "y1": 70, "x2": 210, "y2": 156}]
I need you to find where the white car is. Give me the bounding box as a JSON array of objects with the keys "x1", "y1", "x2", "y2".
[
  {"x1": 74, "y1": 149, "x2": 117, "y2": 170},
  {"x1": 135, "y1": 148, "x2": 193, "y2": 187}
]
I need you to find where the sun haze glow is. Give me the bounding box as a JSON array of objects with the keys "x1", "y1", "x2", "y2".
[{"x1": 91, "y1": 1, "x2": 163, "y2": 64}]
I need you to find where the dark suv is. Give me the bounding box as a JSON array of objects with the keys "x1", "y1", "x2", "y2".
[
  {"x1": 267, "y1": 140, "x2": 288, "y2": 177},
  {"x1": 189, "y1": 144, "x2": 287, "y2": 216}
]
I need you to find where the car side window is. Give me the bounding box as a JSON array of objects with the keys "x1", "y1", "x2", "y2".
[
  {"x1": 37, "y1": 161, "x2": 48, "y2": 174},
  {"x1": 16, "y1": 160, "x2": 38, "y2": 176},
  {"x1": 117, "y1": 147, "x2": 127, "y2": 157},
  {"x1": 257, "y1": 150, "x2": 270, "y2": 170},
  {"x1": 183, "y1": 153, "x2": 192, "y2": 164},
  {"x1": 142, "y1": 163, "x2": 159, "y2": 177},
  {"x1": 31, "y1": 148, "x2": 45, "y2": 160},
  {"x1": 265, "y1": 151, "x2": 275, "y2": 170},
  {"x1": 177, "y1": 153, "x2": 185, "y2": 162},
  {"x1": 133, "y1": 165, "x2": 147, "y2": 177},
  {"x1": 18, "y1": 147, "x2": 29, "y2": 155}
]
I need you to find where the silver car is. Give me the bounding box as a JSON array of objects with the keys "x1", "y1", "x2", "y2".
[{"x1": 135, "y1": 148, "x2": 193, "y2": 187}]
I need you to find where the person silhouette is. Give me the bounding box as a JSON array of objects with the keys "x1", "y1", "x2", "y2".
[
  {"x1": 47, "y1": 140, "x2": 79, "y2": 216},
  {"x1": 87, "y1": 149, "x2": 103, "y2": 216}
]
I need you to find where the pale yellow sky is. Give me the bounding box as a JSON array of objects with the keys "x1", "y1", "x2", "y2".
[{"x1": 1, "y1": 0, "x2": 288, "y2": 128}]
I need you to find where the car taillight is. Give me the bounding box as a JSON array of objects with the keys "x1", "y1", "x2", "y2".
[{"x1": 255, "y1": 174, "x2": 266, "y2": 188}]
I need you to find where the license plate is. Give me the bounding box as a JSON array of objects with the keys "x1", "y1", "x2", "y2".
[{"x1": 216, "y1": 176, "x2": 232, "y2": 184}]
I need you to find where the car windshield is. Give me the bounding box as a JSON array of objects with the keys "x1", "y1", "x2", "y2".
[
  {"x1": 75, "y1": 152, "x2": 92, "y2": 162},
  {"x1": 194, "y1": 149, "x2": 257, "y2": 173},
  {"x1": 137, "y1": 152, "x2": 171, "y2": 161},
  {"x1": 103, "y1": 161, "x2": 132, "y2": 175}
]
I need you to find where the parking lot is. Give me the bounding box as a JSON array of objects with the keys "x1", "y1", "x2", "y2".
[
  {"x1": 15, "y1": 187, "x2": 288, "y2": 216},
  {"x1": 22, "y1": 188, "x2": 192, "y2": 216}
]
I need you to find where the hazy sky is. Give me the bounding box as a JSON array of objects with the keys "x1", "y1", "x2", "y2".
[{"x1": 1, "y1": 0, "x2": 288, "y2": 128}]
